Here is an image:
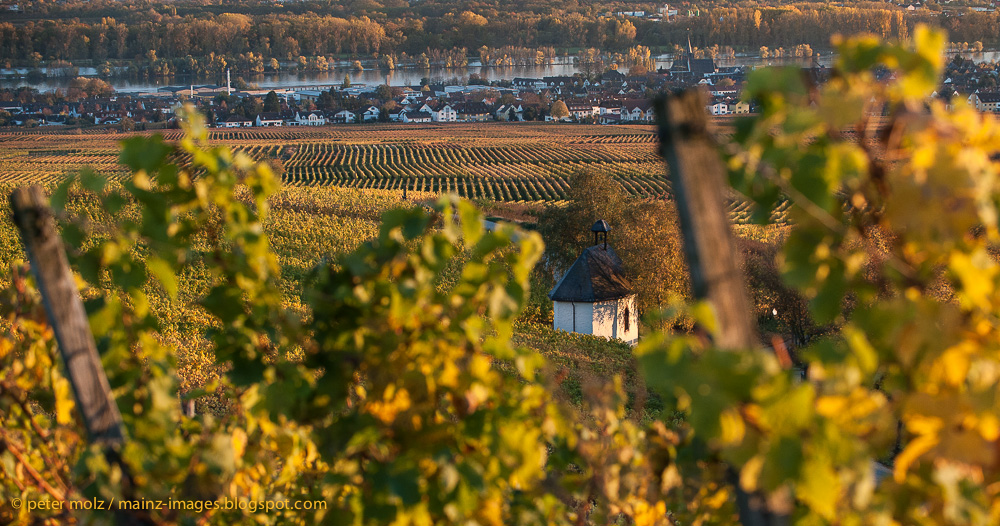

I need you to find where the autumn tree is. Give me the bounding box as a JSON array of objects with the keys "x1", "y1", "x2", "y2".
[
  {"x1": 238, "y1": 96, "x2": 262, "y2": 119},
  {"x1": 118, "y1": 117, "x2": 135, "y2": 132},
  {"x1": 549, "y1": 100, "x2": 569, "y2": 120},
  {"x1": 575, "y1": 48, "x2": 605, "y2": 80},
  {"x1": 263, "y1": 90, "x2": 281, "y2": 113},
  {"x1": 65, "y1": 77, "x2": 114, "y2": 100},
  {"x1": 608, "y1": 18, "x2": 637, "y2": 48},
  {"x1": 738, "y1": 236, "x2": 816, "y2": 348},
  {"x1": 317, "y1": 90, "x2": 335, "y2": 110},
  {"x1": 1, "y1": 4, "x2": 998, "y2": 70}
]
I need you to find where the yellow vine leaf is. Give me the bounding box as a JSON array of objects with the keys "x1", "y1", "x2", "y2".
[{"x1": 894, "y1": 431, "x2": 940, "y2": 483}]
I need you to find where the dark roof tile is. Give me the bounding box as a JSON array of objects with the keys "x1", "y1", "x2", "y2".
[{"x1": 549, "y1": 245, "x2": 633, "y2": 302}]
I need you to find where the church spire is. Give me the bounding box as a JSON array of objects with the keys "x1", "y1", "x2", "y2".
[{"x1": 687, "y1": 29, "x2": 693, "y2": 72}]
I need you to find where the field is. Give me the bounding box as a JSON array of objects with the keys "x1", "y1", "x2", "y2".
[
  {"x1": 0, "y1": 121, "x2": 788, "y2": 223},
  {"x1": 0, "y1": 123, "x2": 669, "y2": 199}
]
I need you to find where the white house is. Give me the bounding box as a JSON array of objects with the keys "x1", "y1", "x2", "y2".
[
  {"x1": 495, "y1": 104, "x2": 524, "y2": 121},
  {"x1": 620, "y1": 101, "x2": 654, "y2": 122},
  {"x1": 707, "y1": 101, "x2": 729, "y2": 115},
  {"x1": 217, "y1": 117, "x2": 252, "y2": 128},
  {"x1": 599, "y1": 103, "x2": 622, "y2": 116},
  {"x1": 401, "y1": 111, "x2": 433, "y2": 123},
  {"x1": 255, "y1": 113, "x2": 284, "y2": 126},
  {"x1": 567, "y1": 103, "x2": 598, "y2": 120},
  {"x1": 548, "y1": 220, "x2": 638, "y2": 346},
  {"x1": 513, "y1": 78, "x2": 547, "y2": 90},
  {"x1": 362, "y1": 106, "x2": 380, "y2": 122},
  {"x1": 459, "y1": 102, "x2": 493, "y2": 122},
  {"x1": 295, "y1": 111, "x2": 326, "y2": 126},
  {"x1": 658, "y1": 3, "x2": 678, "y2": 19},
  {"x1": 332, "y1": 109, "x2": 356, "y2": 123},
  {"x1": 433, "y1": 104, "x2": 458, "y2": 122}
]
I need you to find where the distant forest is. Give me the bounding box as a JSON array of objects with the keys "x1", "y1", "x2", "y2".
[{"x1": 2, "y1": 0, "x2": 998, "y2": 75}]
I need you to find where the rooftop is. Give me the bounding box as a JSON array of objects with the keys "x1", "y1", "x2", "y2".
[{"x1": 549, "y1": 245, "x2": 633, "y2": 302}]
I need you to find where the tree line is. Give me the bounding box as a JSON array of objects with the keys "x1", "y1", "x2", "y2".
[{"x1": 2, "y1": 3, "x2": 1000, "y2": 77}]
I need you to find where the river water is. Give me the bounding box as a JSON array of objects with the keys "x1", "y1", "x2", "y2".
[{"x1": 3, "y1": 51, "x2": 999, "y2": 93}]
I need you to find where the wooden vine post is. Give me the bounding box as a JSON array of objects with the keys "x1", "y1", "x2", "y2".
[
  {"x1": 654, "y1": 90, "x2": 790, "y2": 526},
  {"x1": 653, "y1": 90, "x2": 757, "y2": 350},
  {"x1": 11, "y1": 185, "x2": 125, "y2": 445},
  {"x1": 11, "y1": 185, "x2": 150, "y2": 526}
]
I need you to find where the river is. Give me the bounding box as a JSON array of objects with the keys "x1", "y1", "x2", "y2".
[{"x1": 3, "y1": 50, "x2": 999, "y2": 93}]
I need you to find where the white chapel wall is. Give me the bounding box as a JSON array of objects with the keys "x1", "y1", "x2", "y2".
[
  {"x1": 591, "y1": 300, "x2": 618, "y2": 339},
  {"x1": 555, "y1": 298, "x2": 636, "y2": 345},
  {"x1": 617, "y1": 295, "x2": 638, "y2": 345},
  {"x1": 590, "y1": 296, "x2": 638, "y2": 345},
  {"x1": 553, "y1": 301, "x2": 593, "y2": 334}
]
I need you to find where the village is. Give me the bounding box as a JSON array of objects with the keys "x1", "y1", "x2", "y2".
[
  {"x1": 4, "y1": 48, "x2": 1000, "y2": 129},
  {"x1": 0, "y1": 52, "x2": 750, "y2": 129}
]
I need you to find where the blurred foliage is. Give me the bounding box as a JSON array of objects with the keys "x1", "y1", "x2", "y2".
[
  {"x1": 738, "y1": 234, "x2": 820, "y2": 350},
  {"x1": 640, "y1": 25, "x2": 1000, "y2": 525}
]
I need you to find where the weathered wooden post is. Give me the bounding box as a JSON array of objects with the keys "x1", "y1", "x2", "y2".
[
  {"x1": 11, "y1": 185, "x2": 125, "y2": 445},
  {"x1": 654, "y1": 90, "x2": 757, "y2": 350},
  {"x1": 11, "y1": 185, "x2": 152, "y2": 526},
  {"x1": 654, "y1": 90, "x2": 790, "y2": 526}
]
